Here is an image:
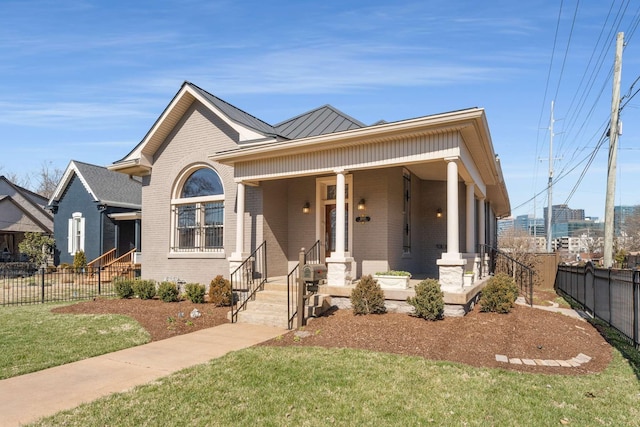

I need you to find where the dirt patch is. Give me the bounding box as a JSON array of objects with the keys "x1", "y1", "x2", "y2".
[
  {"x1": 52, "y1": 297, "x2": 612, "y2": 375},
  {"x1": 52, "y1": 298, "x2": 230, "y2": 342}
]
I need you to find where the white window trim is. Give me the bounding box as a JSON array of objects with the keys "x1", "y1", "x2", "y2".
[{"x1": 68, "y1": 212, "x2": 85, "y2": 255}]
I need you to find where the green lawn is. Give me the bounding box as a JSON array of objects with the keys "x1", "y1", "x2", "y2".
[
  {"x1": 0, "y1": 303, "x2": 149, "y2": 379},
  {"x1": 3, "y1": 303, "x2": 640, "y2": 426},
  {"x1": 31, "y1": 344, "x2": 640, "y2": 426}
]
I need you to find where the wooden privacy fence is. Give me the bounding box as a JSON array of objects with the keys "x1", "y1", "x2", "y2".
[{"x1": 556, "y1": 263, "x2": 640, "y2": 348}]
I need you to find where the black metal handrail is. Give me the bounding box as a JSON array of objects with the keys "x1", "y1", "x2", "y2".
[
  {"x1": 479, "y1": 244, "x2": 534, "y2": 306},
  {"x1": 230, "y1": 241, "x2": 267, "y2": 323},
  {"x1": 287, "y1": 240, "x2": 321, "y2": 329}
]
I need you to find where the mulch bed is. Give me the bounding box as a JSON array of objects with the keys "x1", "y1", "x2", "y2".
[{"x1": 52, "y1": 297, "x2": 613, "y2": 375}]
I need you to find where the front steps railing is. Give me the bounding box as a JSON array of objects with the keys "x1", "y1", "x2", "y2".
[{"x1": 230, "y1": 241, "x2": 267, "y2": 323}]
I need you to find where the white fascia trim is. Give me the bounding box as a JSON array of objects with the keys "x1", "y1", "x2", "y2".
[
  {"x1": 211, "y1": 108, "x2": 482, "y2": 164},
  {"x1": 49, "y1": 161, "x2": 98, "y2": 204},
  {"x1": 459, "y1": 143, "x2": 486, "y2": 198},
  {"x1": 119, "y1": 85, "x2": 267, "y2": 165}
]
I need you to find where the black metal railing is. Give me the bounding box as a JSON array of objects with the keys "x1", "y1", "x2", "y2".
[
  {"x1": 287, "y1": 240, "x2": 321, "y2": 329},
  {"x1": 556, "y1": 263, "x2": 640, "y2": 348},
  {"x1": 479, "y1": 244, "x2": 534, "y2": 306},
  {"x1": 0, "y1": 263, "x2": 140, "y2": 306},
  {"x1": 230, "y1": 241, "x2": 267, "y2": 323}
]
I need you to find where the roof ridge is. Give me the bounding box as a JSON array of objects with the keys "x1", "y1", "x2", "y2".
[
  {"x1": 274, "y1": 104, "x2": 367, "y2": 128},
  {"x1": 186, "y1": 82, "x2": 277, "y2": 133}
]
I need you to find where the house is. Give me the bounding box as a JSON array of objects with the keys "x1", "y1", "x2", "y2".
[
  {"x1": 0, "y1": 176, "x2": 54, "y2": 261},
  {"x1": 47, "y1": 161, "x2": 142, "y2": 266},
  {"x1": 109, "y1": 82, "x2": 510, "y2": 311}
]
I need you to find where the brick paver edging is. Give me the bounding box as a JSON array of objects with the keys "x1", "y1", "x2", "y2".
[{"x1": 495, "y1": 353, "x2": 591, "y2": 367}]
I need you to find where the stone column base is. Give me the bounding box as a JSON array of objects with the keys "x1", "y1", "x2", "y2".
[
  {"x1": 437, "y1": 255, "x2": 466, "y2": 291},
  {"x1": 326, "y1": 255, "x2": 354, "y2": 286},
  {"x1": 228, "y1": 253, "x2": 249, "y2": 278}
]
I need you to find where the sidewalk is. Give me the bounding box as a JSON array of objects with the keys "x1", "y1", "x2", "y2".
[{"x1": 0, "y1": 323, "x2": 286, "y2": 426}]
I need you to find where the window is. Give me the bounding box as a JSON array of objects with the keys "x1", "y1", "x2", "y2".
[
  {"x1": 403, "y1": 170, "x2": 411, "y2": 253},
  {"x1": 171, "y1": 167, "x2": 224, "y2": 252},
  {"x1": 67, "y1": 212, "x2": 85, "y2": 254}
]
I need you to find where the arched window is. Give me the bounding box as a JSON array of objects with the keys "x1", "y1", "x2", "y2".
[{"x1": 171, "y1": 167, "x2": 224, "y2": 252}]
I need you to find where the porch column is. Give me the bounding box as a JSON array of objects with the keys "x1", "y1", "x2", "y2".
[
  {"x1": 229, "y1": 181, "x2": 247, "y2": 276},
  {"x1": 466, "y1": 182, "x2": 475, "y2": 253},
  {"x1": 335, "y1": 170, "x2": 346, "y2": 255},
  {"x1": 478, "y1": 197, "x2": 486, "y2": 247},
  {"x1": 326, "y1": 169, "x2": 354, "y2": 286},
  {"x1": 446, "y1": 159, "x2": 460, "y2": 256},
  {"x1": 478, "y1": 197, "x2": 487, "y2": 278},
  {"x1": 234, "y1": 181, "x2": 245, "y2": 258},
  {"x1": 437, "y1": 158, "x2": 465, "y2": 291}
]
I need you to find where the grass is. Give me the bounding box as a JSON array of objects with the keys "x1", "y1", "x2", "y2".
[
  {"x1": 30, "y1": 344, "x2": 640, "y2": 426},
  {"x1": 0, "y1": 303, "x2": 149, "y2": 379}
]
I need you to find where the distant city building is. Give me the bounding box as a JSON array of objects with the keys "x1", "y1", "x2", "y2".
[{"x1": 614, "y1": 205, "x2": 639, "y2": 236}]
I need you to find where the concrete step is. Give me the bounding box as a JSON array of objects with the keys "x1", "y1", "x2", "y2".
[
  {"x1": 234, "y1": 310, "x2": 289, "y2": 329},
  {"x1": 252, "y1": 290, "x2": 289, "y2": 304}
]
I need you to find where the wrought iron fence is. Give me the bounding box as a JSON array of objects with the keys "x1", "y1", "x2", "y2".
[
  {"x1": 0, "y1": 264, "x2": 140, "y2": 306},
  {"x1": 556, "y1": 263, "x2": 640, "y2": 348},
  {"x1": 479, "y1": 244, "x2": 534, "y2": 306}
]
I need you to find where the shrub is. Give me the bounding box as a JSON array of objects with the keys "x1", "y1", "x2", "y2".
[
  {"x1": 73, "y1": 250, "x2": 87, "y2": 270},
  {"x1": 479, "y1": 273, "x2": 519, "y2": 313},
  {"x1": 209, "y1": 275, "x2": 232, "y2": 306},
  {"x1": 407, "y1": 278, "x2": 444, "y2": 320},
  {"x1": 350, "y1": 275, "x2": 386, "y2": 315},
  {"x1": 185, "y1": 283, "x2": 206, "y2": 303},
  {"x1": 158, "y1": 281, "x2": 180, "y2": 302},
  {"x1": 132, "y1": 279, "x2": 156, "y2": 300},
  {"x1": 375, "y1": 270, "x2": 411, "y2": 276},
  {"x1": 114, "y1": 278, "x2": 134, "y2": 299}
]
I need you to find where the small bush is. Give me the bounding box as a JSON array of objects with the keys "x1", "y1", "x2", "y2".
[
  {"x1": 185, "y1": 283, "x2": 206, "y2": 303},
  {"x1": 407, "y1": 278, "x2": 444, "y2": 320},
  {"x1": 73, "y1": 251, "x2": 87, "y2": 270},
  {"x1": 479, "y1": 273, "x2": 519, "y2": 313},
  {"x1": 351, "y1": 275, "x2": 386, "y2": 315},
  {"x1": 209, "y1": 275, "x2": 232, "y2": 306},
  {"x1": 158, "y1": 281, "x2": 180, "y2": 302},
  {"x1": 132, "y1": 279, "x2": 156, "y2": 300},
  {"x1": 375, "y1": 270, "x2": 411, "y2": 276},
  {"x1": 114, "y1": 278, "x2": 134, "y2": 299}
]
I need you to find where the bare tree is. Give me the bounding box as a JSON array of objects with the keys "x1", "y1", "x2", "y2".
[
  {"x1": 32, "y1": 161, "x2": 63, "y2": 199},
  {"x1": 0, "y1": 165, "x2": 31, "y2": 189}
]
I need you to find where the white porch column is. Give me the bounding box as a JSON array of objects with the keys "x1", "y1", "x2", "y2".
[
  {"x1": 326, "y1": 169, "x2": 353, "y2": 286},
  {"x1": 478, "y1": 197, "x2": 486, "y2": 247},
  {"x1": 466, "y1": 182, "x2": 475, "y2": 253},
  {"x1": 446, "y1": 159, "x2": 460, "y2": 257},
  {"x1": 437, "y1": 158, "x2": 465, "y2": 291},
  {"x1": 335, "y1": 170, "x2": 346, "y2": 255},
  {"x1": 229, "y1": 182, "x2": 247, "y2": 276},
  {"x1": 478, "y1": 197, "x2": 487, "y2": 278}
]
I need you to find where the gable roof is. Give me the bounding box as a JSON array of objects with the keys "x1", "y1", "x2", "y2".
[
  {"x1": 0, "y1": 194, "x2": 53, "y2": 233},
  {"x1": 49, "y1": 160, "x2": 141, "y2": 209},
  {"x1": 110, "y1": 81, "x2": 374, "y2": 175},
  {"x1": 0, "y1": 176, "x2": 49, "y2": 208}
]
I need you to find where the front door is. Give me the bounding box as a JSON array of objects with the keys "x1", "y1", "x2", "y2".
[{"x1": 324, "y1": 204, "x2": 348, "y2": 258}]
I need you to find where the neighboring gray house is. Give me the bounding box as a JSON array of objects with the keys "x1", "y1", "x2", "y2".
[
  {"x1": 0, "y1": 176, "x2": 53, "y2": 261},
  {"x1": 48, "y1": 161, "x2": 142, "y2": 265},
  {"x1": 109, "y1": 82, "x2": 510, "y2": 307}
]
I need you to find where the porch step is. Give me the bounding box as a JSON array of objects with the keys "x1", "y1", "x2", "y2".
[{"x1": 232, "y1": 285, "x2": 332, "y2": 329}]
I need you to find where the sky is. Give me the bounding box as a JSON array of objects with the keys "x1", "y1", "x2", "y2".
[{"x1": 1, "y1": 0, "x2": 639, "y2": 220}]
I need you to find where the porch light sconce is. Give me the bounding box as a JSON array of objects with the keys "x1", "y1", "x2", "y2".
[
  {"x1": 357, "y1": 199, "x2": 366, "y2": 211},
  {"x1": 302, "y1": 202, "x2": 310, "y2": 214},
  {"x1": 436, "y1": 208, "x2": 443, "y2": 218}
]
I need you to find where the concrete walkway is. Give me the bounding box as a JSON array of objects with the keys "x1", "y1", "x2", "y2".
[
  {"x1": 0, "y1": 323, "x2": 286, "y2": 426},
  {"x1": 516, "y1": 296, "x2": 589, "y2": 321}
]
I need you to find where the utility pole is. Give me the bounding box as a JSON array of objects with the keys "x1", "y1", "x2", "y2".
[
  {"x1": 546, "y1": 101, "x2": 555, "y2": 253},
  {"x1": 603, "y1": 32, "x2": 624, "y2": 268}
]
